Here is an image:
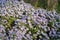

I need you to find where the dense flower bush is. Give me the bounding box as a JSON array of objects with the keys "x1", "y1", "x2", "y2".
[{"x1": 0, "y1": 0, "x2": 60, "y2": 40}]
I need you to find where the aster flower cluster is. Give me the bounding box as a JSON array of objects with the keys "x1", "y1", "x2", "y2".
[{"x1": 0, "y1": 0, "x2": 60, "y2": 40}]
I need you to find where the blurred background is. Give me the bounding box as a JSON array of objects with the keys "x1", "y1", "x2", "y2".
[{"x1": 24, "y1": 0, "x2": 60, "y2": 13}]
